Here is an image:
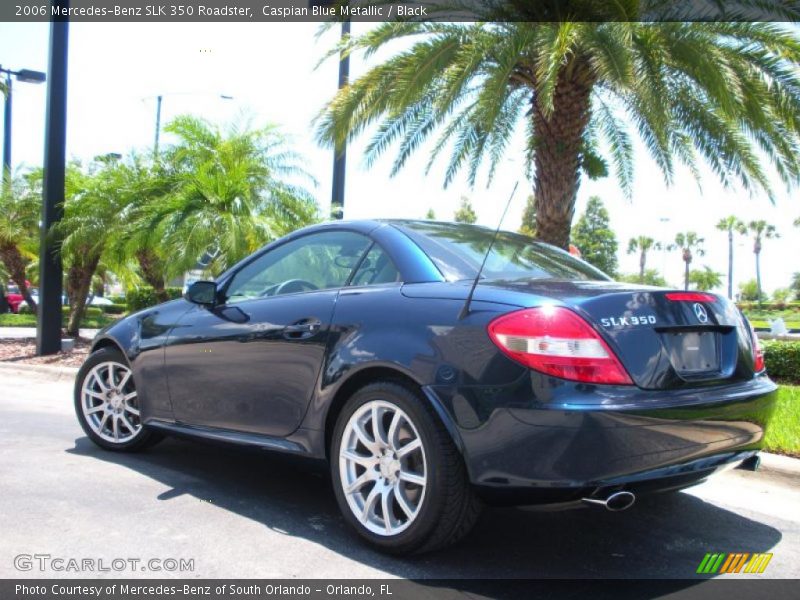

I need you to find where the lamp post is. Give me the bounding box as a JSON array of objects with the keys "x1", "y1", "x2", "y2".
[
  {"x1": 330, "y1": 19, "x2": 350, "y2": 220},
  {"x1": 37, "y1": 1, "x2": 69, "y2": 356},
  {"x1": 1, "y1": 66, "x2": 47, "y2": 180},
  {"x1": 150, "y1": 92, "x2": 234, "y2": 156}
]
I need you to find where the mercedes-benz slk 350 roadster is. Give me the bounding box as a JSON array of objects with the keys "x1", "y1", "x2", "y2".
[{"x1": 75, "y1": 220, "x2": 776, "y2": 554}]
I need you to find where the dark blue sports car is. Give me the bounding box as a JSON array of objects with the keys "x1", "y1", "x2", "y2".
[{"x1": 75, "y1": 220, "x2": 776, "y2": 554}]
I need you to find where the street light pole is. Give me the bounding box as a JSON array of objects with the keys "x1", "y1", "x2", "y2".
[
  {"x1": 2, "y1": 73, "x2": 11, "y2": 178},
  {"x1": 154, "y1": 94, "x2": 162, "y2": 156},
  {"x1": 1, "y1": 66, "x2": 48, "y2": 181},
  {"x1": 37, "y1": 2, "x2": 69, "y2": 356},
  {"x1": 330, "y1": 19, "x2": 350, "y2": 220}
]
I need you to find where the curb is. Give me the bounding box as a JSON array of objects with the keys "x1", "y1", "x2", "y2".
[
  {"x1": 0, "y1": 361, "x2": 79, "y2": 380},
  {"x1": 759, "y1": 452, "x2": 800, "y2": 477}
]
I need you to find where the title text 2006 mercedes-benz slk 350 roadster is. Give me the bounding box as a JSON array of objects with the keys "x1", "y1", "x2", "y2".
[{"x1": 74, "y1": 220, "x2": 776, "y2": 554}]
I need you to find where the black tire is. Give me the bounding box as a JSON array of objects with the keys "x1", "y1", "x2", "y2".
[
  {"x1": 74, "y1": 347, "x2": 162, "y2": 452},
  {"x1": 330, "y1": 381, "x2": 481, "y2": 555}
]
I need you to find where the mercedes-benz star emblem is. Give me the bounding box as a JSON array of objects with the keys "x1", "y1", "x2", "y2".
[{"x1": 693, "y1": 302, "x2": 709, "y2": 324}]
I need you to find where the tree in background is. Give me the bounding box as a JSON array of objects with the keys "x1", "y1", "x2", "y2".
[
  {"x1": 619, "y1": 269, "x2": 668, "y2": 287},
  {"x1": 744, "y1": 220, "x2": 779, "y2": 304},
  {"x1": 57, "y1": 160, "x2": 132, "y2": 336},
  {"x1": 570, "y1": 196, "x2": 617, "y2": 276},
  {"x1": 425, "y1": 208, "x2": 436, "y2": 219},
  {"x1": 672, "y1": 232, "x2": 705, "y2": 291},
  {"x1": 137, "y1": 116, "x2": 319, "y2": 278},
  {"x1": 0, "y1": 170, "x2": 41, "y2": 312},
  {"x1": 519, "y1": 195, "x2": 537, "y2": 237},
  {"x1": 101, "y1": 155, "x2": 179, "y2": 303},
  {"x1": 316, "y1": 16, "x2": 800, "y2": 249},
  {"x1": 627, "y1": 237, "x2": 661, "y2": 283},
  {"x1": 453, "y1": 196, "x2": 477, "y2": 224},
  {"x1": 739, "y1": 279, "x2": 767, "y2": 303},
  {"x1": 772, "y1": 288, "x2": 792, "y2": 308},
  {"x1": 791, "y1": 272, "x2": 800, "y2": 301},
  {"x1": 689, "y1": 266, "x2": 723, "y2": 292},
  {"x1": 715, "y1": 216, "x2": 745, "y2": 300}
]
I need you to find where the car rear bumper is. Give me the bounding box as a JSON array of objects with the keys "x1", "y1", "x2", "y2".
[{"x1": 424, "y1": 375, "x2": 778, "y2": 504}]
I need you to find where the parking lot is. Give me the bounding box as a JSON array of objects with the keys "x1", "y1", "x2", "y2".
[{"x1": 1, "y1": 366, "x2": 798, "y2": 580}]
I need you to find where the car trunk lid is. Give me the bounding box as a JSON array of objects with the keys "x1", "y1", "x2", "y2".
[{"x1": 488, "y1": 280, "x2": 757, "y2": 389}]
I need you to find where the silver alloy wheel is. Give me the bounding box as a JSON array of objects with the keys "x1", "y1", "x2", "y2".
[
  {"x1": 80, "y1": 361, "x2": 142, "y2": 444},
  {"x1": 339, "y1": 400, "x2": 427, "y2": 536}
]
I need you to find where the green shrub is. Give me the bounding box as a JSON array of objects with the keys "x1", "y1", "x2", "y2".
[
  {"x1": 107, "y1": 295, "x2": 126, "y2": 304},
  {"x1": 18, "y1": 303, "x2": 34, "y2": 314},
  {"x1": 126, "y1": 286, "x2": 183, "y2": 312},
  {"x1": 103, "y1": 303, "x2": 127, "y2": 315},
  {"x1": 762, "y1": 340, "x2": 800, "y2": 384}
]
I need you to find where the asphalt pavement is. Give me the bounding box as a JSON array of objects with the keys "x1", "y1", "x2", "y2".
[{"x1": 0, "y1": 366, "x2": 798, "y2": 580}]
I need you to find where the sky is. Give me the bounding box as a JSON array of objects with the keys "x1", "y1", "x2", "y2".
[{"x1": 1, "y1": 21, "x2": 798, "y2": 295}]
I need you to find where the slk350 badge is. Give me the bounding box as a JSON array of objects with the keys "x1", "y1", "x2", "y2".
[{"x1": 600, "y1": 315, "x2": 657, "y2": 327}]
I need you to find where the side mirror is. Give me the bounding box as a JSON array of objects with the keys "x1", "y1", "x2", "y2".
[{"x1": 184, "y1": 281, "x2": 217, "y2": 306}]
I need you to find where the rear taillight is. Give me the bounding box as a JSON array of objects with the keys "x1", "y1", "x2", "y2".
[
  {"x1": 749, "y1": 323, "x2": 765, "y2": 373},
  {"x1": 487, "y1": 306, "x2": 633, "y2": 385},
  {"x1": 665, "y1": 292, "x2": 717, "y2": 303}
]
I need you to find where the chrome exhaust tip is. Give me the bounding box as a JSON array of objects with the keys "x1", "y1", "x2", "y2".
[{"x1": 582, "y1": 491, "x2": 636, "y2": 512}]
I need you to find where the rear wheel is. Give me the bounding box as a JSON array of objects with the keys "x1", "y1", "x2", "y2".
[
  {"x1": 331, "y1": 382, "x2": 481, "y2": 554},
  {"x1": 74, "y1": 347, "x2": 161, "y2": 452}
]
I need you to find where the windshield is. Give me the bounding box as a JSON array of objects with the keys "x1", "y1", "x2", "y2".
[{"x1": 395, "y1": 221, "x2": 610, "y2": 282}]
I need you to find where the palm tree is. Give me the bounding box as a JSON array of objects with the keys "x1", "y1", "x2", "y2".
[
  {"x1": 0, "y1": 170, "x2": 41, "y2": 312},
  {"x1": 744, "y1": 220, "x2": 779, "y2": 304},
  {"x1": 316, "y1": 18, "x2": 800, "y2": 248},
  {"x1": 103, "y1": 155, "x2": 178, "y2": 303},
  {"x1": 139, "y1": 116, "x2": 319, "y2": 277},
  {"x1": 58, "y1": 161, "x2": 130, "y2": 336},
  {"x1": 715, "y1": 216, "x2": 745, "y2": 299},
  {"x1": 672, "y1": 232, "x2": 705, "y2": 291},
  {"x1": 627, "y1": 236, "x2": 661, "y2": 283},
  {"x1": 689, "y1": 266, "x2": 723, "y2": 292}
]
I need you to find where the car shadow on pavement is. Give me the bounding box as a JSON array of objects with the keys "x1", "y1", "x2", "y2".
[{"x1": 68, "y1": 435, "x2": 782, "y2": 582}]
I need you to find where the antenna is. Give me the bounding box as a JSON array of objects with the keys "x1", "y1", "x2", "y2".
[{"x1": 458, "y1": 181, "x2": 519, "y2": 320}]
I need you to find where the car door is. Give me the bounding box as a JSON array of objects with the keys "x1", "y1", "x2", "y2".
[{"x1": 164, "y1": 230, "x2": 372, "y2": 437}]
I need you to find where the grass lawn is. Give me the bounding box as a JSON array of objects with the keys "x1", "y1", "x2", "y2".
[
  {"x1": 0, "y1": 311, "x2": 119, "y2": 329},
  {"x1": 764, "y1": 385, "x2": 800, "y2": 457}
]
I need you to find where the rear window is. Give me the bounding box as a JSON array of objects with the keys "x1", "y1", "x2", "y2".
[{"x1": 396, "y1": 221, "x2": 610, "y2": 282}]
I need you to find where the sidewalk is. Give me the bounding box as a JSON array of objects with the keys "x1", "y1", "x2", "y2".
[{"x1": 0, "y1": 327, "x2": 100, "y2": 340}]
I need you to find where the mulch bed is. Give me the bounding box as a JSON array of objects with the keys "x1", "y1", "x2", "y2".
[{"x1": 0, "y1": 337, "x2": 91, "y2": 368}]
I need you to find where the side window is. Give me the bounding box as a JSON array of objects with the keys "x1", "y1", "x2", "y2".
[
  {"x1": 350, "y1": 245, "x2": 401, "y2": 287},
  {"x1": 225, "y1": 231, "x2": 371, "y2": 303}
]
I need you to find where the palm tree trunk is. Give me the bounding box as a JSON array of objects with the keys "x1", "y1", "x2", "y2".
[
  {"x1": 684, "y1": 260, "x2": 690, "y2": 291},
  {"x1": 639, "y1": 250, "x2": 646, "y2": 282},
  {"x1": 533, "y1": 65, "x2": 594, "y2": 249},
  {"x1": 755, "y1": 249, "x2": 763, "y2": 305},
  {"x1": 65, "y1": 255, "x2": 100, "y2": 338},
  {"x1": 0, "y1": 241, "x2": 37, "y2": 313},
  {"x1": 136, "y1": 249, "x2": 168, "y2": 303},
  {"x1": 727, "y1": 230, "x2": 734, "y2": 299}
]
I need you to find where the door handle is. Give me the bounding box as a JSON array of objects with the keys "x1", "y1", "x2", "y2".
[{"x1": 283, "y1": 318, "x2": 322, "y2": 339}]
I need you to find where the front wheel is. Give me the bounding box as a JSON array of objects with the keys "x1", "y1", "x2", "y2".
[
  {"x1": 331, "y1": 382, "x2": 481, "y2": 554},
  {"x1": 74, "y1": 347, "x2": 161, "y2": 452}
]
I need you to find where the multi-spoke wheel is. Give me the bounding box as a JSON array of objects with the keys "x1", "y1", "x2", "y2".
[
  {"x1": 74, "y1": 347, "x2": 161, "y2": 452},
  {"x1": 339, "y1": 400, "x2": 427, "y2": 536},
  {"x1": 331, "y1": 382, "x2": 482, "y2": 555}
]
